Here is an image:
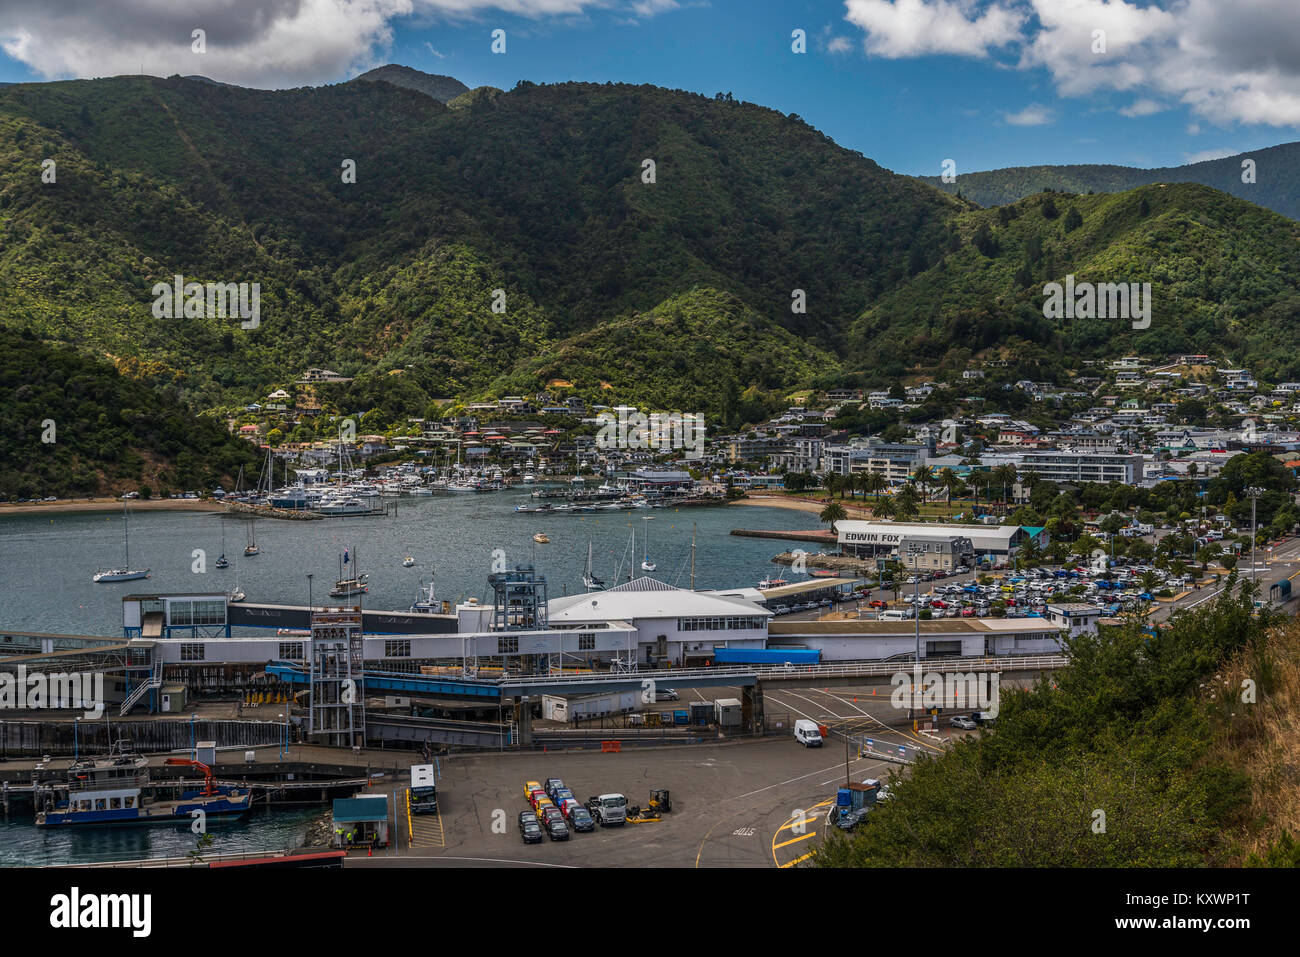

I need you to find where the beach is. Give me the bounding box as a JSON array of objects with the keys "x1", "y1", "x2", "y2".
[
  {"x1": 729, "y1": 494, "x2": 877, "y2": 519},
  {"x1": 0, "y1": 497, "x2": 224, "y2": 517}
]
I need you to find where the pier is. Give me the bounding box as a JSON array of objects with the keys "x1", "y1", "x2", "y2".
[{"x1": 731, "y1": 528, "x2": 837, "y2": 544}]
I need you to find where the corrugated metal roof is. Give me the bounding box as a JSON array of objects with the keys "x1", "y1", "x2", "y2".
[{"x1": 332, "y1": 796, "x2": 388, "y2": 822}]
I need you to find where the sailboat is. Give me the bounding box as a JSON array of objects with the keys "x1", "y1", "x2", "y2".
[
  {"x1": 583, "y1": 539, "x2": 605, "y2": 592},
  {"x1": 640, "y1": 517, "x2": 656, "y2": 572},
  {"x1": 215, "y1": 519, "x2": 230, "y2": 569},
  {"x1": 244, "y1": 519, "x2": 259, "y2": 557},
  {"x1": 92, "y1": 501, "x2": 150, "y2": 583},
  {"x1": 228, "y1": 553, "x2": 246, "y2": 603},
  {"x1": 330, "y1": 546, "x2": 369, "y2": 598}
]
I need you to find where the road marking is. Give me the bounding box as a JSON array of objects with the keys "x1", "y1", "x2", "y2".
[{"x1": 773, "y1": 831, "x2": 816, "y2": 850}]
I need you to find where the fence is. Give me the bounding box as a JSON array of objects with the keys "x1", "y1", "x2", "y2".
[{"x1": 0, "y1": 718, "x2": 285, "y2": 756}]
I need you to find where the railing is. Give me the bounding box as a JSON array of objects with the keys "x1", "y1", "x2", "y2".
[
  {"x1": 498, "y1": 654, "x2": 1069, "y2": 688},
  {"x1": 119, "y1": 657, "x2": 164, "y2": 716}
]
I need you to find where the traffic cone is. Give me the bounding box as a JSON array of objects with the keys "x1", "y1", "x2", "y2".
[{"x1": 367, "y1": 845, "x2": 372, "y2": 857}]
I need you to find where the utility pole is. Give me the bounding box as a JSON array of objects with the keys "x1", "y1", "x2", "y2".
[
  {"x1": 906, "y1": 542, "x2": 925, "y2": 721},
  {"x1": 1246, "y1": 487, "x2": 1264, "y2": 589}
]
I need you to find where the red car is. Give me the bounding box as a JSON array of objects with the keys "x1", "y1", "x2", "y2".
[{"x1": 868, "y1": 599, "x2": 887, "y2": 609}]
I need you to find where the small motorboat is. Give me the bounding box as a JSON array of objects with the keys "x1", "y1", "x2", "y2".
[
  {"x1": 533, "y1": 533, "x2": 550, "y2": 544},
  {"x1": 402, "y1": 557, "x2": 415, "y2": 567}
]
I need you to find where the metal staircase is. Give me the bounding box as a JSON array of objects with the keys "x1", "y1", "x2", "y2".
[{"x1": 120, "y1": 656, "x2": 163, "y2": 716}]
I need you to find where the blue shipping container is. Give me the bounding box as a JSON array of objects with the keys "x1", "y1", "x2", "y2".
[{"x1": 711, "y1": 647, "x2": 821, "y2": 665}]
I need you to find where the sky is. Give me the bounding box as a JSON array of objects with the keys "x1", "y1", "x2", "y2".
[{"x1": 1, "y1": 0, "x2": 1299, "y2": 176}]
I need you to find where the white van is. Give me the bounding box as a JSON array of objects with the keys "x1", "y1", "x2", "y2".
[
  {"x1": 879, "y1": 609, "x2": 913, "y2": 621},
  {"x1": 794, "y1": 719, "x2": 823, "y2": 747}
]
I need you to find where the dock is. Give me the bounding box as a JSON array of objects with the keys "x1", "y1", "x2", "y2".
[{"x1": 731, "y1": 528, "x2": 837, "y2": 544}]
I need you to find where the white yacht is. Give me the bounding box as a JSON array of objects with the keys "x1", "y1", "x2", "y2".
[{"x1": 92, "y1": 502, "x2": 150, "y2": 583}]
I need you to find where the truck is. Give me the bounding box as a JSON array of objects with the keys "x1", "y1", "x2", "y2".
[
  {"x1": 544, "y1": 691, "x2": 638, "y2": 723},
  {"x1": 585, "y1": 793, "x2": 628, "y2": 827},
  {"x1": 794, "y1": 719, "x2": 824, "y2": 747},
  {"x1": 409, "y1": 764, "x2": 438, "y2": 814}
]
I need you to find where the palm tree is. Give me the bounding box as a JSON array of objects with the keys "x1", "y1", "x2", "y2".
[
  {"x1": 824, "y1": 473, "x2": 840, "y2": 500},
  {"x1": 938, "y1": 467, "x2": 961, "y2": 505},
  {"x1": 894, "y1": 484, "x2": 920, "y2": 521},
  {"x1": 866, "y1": 472, "x2": 887, "y2": 503},
  {"x1": 854, "y1": 471, "x2": 870, "y2": 501},
  {"x1": 995, "y1": 464, "x2": 1019, "y2": 512},
  {"x1": 911, "y1": 465, "x2": 934, "y2": 504},
  {"x1": 819, "y1": 501, "x2": 848, "y2": 534},
  {"x1": 968, "y1": 470, "x2": 988, "y2": 518},
  {"x1": 873, "y1": 495, "x2": 896, "y2": 519}
]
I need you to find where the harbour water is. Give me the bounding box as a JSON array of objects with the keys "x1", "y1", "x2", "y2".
[
  {"x1": 0, "y1": 493, "x2": 819, "y2": 864},
  {"x1": 1, "y1": 494, "x2": 818, "y2": 635},
  {"x1": 0, "y1": 806, "x2": 323, "y2": 866}
]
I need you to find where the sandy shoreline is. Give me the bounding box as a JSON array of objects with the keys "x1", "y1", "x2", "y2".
[
  {"x1": 730, "y1": 495, "x2": 877, "y2": 519},
  {"x1": 0, "y1": 498, "x2": 225, "y2": 517}
]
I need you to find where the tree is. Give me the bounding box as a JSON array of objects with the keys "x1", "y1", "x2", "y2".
[
  {"x1": 819, "y1": 501, "x2": 848, "y2": 534},
  {"x1": 912, "y1": 465, "x2": 934, "y2": 503},
  {"x1": 1063, "y1": 206, "x2": 1083, "y2": 231}
]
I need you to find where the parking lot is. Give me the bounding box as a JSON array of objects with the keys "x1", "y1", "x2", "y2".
[{"x1": 353, "y1": 681, "x2": 1006, "y2": 868}]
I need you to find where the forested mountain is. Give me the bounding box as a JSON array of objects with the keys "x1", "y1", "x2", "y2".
[
  {"x1": 0, "y1": 331, "x2": 260, "y2": 498},
  {"x1": 352, "y1": 65, "x2": 470, "y2": 102},
  {"x1": 0, "y1": 70, "x2": 956, "y2": 421},
  {"x1": 852, "y1": 184, "x2": 1300, "y2": 385},
  {"x1": 918, "y1": 141, "x2": 1300, "y2": 221},
  {"x1": 2, "y1": 67, "x2": 1300, "y2": 434}
]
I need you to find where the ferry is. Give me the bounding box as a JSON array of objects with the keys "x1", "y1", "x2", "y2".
[
  {"x1": 36, "y1": 750, "x2": 251, "y2": 827},
  {"x1": 757, "y1": 576, "x2": 788, "y2": 590}
]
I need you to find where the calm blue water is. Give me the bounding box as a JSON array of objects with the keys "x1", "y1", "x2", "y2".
[
  {"x1": 0, "y1": 495, "x2": 814, "y2": 864},
  {"x1": 0, "y1": 806, "x2": 323, "y2": 866},
  {"x1": 0, "y1": 495, "x2": 816, "y2": 636}
]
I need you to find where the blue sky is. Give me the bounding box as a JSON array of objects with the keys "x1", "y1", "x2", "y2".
[{"x1": 2, "y1": 0, "x2": 1298, "y2": 176}]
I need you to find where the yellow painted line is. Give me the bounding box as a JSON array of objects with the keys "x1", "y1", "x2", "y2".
[
  {"x1": 779, "y1": 850, "x2": 817, "y2": 868},
  {"x1": 773, "y1": 831, "x2": 817, "y2": 851},
  {"x1": 405, "y1": 787, "x2": 413, "y2": 849},
  {"x1": 776, "y1": 800, "x2": 832, "y2": 833}
]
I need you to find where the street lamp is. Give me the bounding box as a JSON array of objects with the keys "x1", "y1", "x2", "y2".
[{"x1": 279, "y1": 713, "x2": 285, "y2": 761}]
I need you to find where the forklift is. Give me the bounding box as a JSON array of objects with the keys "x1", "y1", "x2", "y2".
[{"x1": 627, "y1": 789, "x2": 672, "y2": 823}]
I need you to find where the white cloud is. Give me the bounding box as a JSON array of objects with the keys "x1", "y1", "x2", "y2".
[
  {"x1": 0, "y1": 0, "x2": 657, "y2": 88},
  {"x1": 843, "y1": 0, "x2": 1025, "y2": 59},
  {"x1": 1183, "y1": 147, "x2": 1239, "y2": 164},
  {"x1": 424, "y1": 42, "x2": 447, "y2": 57},
  {"x1": 827, "y1": 36, "x2": 853, "y2": 54},
  {"x1": 1186, "y1": 122, "x2": 1201, "y2": 135},
  {"x1": 840, "y1": 0, "x2": 1300, "y2": 127},
  {"x1": 1004, "y1": 103, "x2": 1053, "y2": 126},
  {"x1": 1119, "y1": 98, "x2": 1163, "y2": 117}
]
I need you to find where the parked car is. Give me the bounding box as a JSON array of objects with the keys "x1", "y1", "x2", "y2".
[
  {"x1": 541, "y1": 808, "x2": 570, "y2": 840},
  {"x1": 524, "y1": 780, "x2": 542, "y2": 801},
  {"x1": 544, "y1": 778, "x2": 565, "y2": 800},
  {"x1": 950, "y1": 715, "x2": 977, "y2": 730},
  {"x1": 773, "y1": 604, "x2": 792, "y2": 615},
  {"x1": 519, "y1": 811, "x2": 544, "y2": 844},
  {"x1": 568, "y1": 806, "x2": 596, "y2": 832}
]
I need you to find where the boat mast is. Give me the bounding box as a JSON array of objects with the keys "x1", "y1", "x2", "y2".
[{"x1": 691, "y1": 523, "x2": 697, "y2": 590}]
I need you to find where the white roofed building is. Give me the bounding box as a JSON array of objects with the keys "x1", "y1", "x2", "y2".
[{"x1": 547, "y1": 577, "x2": 771, "y2": 668}]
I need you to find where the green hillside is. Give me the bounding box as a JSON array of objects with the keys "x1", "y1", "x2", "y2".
[
  {"x1": 850, "y1": 184, "x2": 1300, "y2": 384},
  {"x1": 0, "y1": 72, "x2": 957, "y2": 414},
  {"x1": 918, "y1": 141, "x2": 1300, "y2": 221},
  {"x1": 0, "y1": 331, "x2": 260, "y2": 499}
]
